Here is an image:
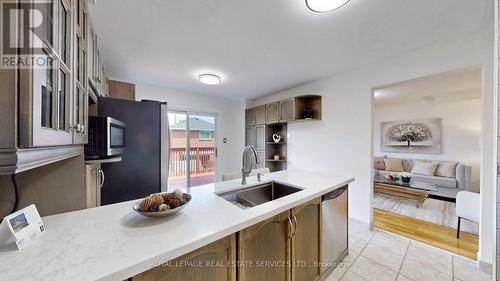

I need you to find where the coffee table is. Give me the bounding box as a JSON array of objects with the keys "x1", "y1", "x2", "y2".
[{"x1": 373, "y1": 178, "x2": 437, "y2": 207}]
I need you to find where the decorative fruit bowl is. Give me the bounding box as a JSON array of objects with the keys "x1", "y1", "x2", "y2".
[{"x1": 133, "y1": 189, "x2": 192, "y2": 218}]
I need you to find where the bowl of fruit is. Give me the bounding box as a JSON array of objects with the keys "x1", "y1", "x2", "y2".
[{"x1": 133, "y1": 189, "x2": 192, "y2": 218}]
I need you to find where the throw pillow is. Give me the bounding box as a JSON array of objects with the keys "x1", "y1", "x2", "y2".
[
  {"x1": 384, "y1": 158, "x2": 404, "y2": 172},
  {"x1": 411, "y1": 161, "x2": 437, "y2": 176},
  {"x1": 374, "y1": 156, "x2": 386, "y2": 170},
  {"x1": 435, "y1": 162, "x2": 458, "y2": 178}
]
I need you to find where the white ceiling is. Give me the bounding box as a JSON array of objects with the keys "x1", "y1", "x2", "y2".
[
  {"x1": 373, "y1": 68, "x2": 482, "y2": 107},
  {"x1": 88, "y1": 0, "x2": 490, "y2": 100}
]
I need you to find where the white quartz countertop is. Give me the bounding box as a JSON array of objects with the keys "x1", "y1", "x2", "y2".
[{"x1": 0, "y1": 170, "x2": 354, "y2": 281}]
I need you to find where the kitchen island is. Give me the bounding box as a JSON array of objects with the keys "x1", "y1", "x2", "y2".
[{"x1": 0, "y1": 170, "x2": 354, "y2": 281}]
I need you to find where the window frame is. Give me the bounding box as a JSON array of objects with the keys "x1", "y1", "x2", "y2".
[{"x1": 198, "y1": 130, "x2": 212, "y2": 141}]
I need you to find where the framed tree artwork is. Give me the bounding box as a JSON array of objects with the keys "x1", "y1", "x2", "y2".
[{"x1": 381, "y1": 118, "x2": 442, "y2": 153}]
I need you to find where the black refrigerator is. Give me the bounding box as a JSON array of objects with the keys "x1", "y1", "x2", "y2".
[{"x1": 98, "y1": 98, "x2": 169, "y2": 205}]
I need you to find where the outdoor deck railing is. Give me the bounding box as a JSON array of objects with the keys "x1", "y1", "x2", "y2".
[{"x1": 169, "y1": 147, "x2": 215, "y2": 178}]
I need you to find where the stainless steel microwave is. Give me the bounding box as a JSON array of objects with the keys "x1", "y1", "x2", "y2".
[{"x1": 85, "y1": 116, "x2": 126, "y2": 159}]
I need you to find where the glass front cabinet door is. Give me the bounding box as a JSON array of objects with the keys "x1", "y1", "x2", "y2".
[
  {"x1": 73, "y1": 0, "x2": 89, "y2": 144},
  {"x1": 19, "y1": 0, "x2": 74, "y2": 147}
]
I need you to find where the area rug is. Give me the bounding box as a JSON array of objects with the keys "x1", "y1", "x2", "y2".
[{"x1": 373, "y1": 194, "x2": 479, "y2": 235}]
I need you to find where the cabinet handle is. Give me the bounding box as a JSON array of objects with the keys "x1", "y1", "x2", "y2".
[
  {"x1": 288, "y1": 217, "x2": 294, "y2": 239},
  {"x1": 99, "y1": 169, "x2": 105, "y2": 188},
  {"x1": 292, "y1": 215, "x2": 297, "y2": 237},
  {"x1": 70, "y1": 124, "x2": 80, "y2": 132}
]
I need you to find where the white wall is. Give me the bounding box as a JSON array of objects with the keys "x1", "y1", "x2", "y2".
[
  {"x1": 135, "y1": 83, "x2": 245, "y2": 179},
  {"x1": 374, "y1": 99, "x2": 482, "y2": 192},
  {"x1": 494, "y1": 0, "x2": 499, "y2": 276},
  {"x1": 249, "y1": 26, "x2": 495, "y2": 263}
]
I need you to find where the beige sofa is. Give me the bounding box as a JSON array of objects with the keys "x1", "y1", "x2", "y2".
[{"x1": 374, "y1": 157, "x2": 472, "y2": 191}]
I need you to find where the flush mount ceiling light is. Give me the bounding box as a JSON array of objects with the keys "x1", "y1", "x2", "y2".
[
  {"x1": 198, "y1": 73, "x2": 222, "y2": 85},
  {"x1": 305, "y1": 0, "x2": 350, "y2": 13}
]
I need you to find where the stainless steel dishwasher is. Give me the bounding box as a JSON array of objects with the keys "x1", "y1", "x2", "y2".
[{"x1": 321, "y1": 185, "x2": 348, "y2": 275}]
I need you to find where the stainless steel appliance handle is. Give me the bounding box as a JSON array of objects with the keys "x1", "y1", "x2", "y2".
[
  {"x1": 323, "y1": 185, "x2": 347, "y2": 201},
  {"x1": 99, "y1": 169, "x2": 105, "y2": 188}
]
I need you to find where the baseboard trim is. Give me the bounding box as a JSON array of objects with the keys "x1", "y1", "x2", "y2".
[{"x1": 478, "y1": 260, "x2": 493, "y2": 275}]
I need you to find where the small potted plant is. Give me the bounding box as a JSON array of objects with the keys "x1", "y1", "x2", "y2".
[{"x1": 401, "y1": 172, "x2": 411, "y2": 184}]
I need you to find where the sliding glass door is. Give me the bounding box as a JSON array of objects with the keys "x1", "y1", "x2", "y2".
[{"x1": 168, "y1": 111, "x2": 217, "y2": 190}]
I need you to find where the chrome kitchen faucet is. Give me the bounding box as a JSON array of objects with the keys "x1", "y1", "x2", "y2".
[{"x1": 241, "y1": 145, "x2": 260, "y2": 185}]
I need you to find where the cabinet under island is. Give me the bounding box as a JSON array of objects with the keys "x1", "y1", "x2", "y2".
[{"x1": 0, "y1": 170, "x2": 353, "y2": 281}]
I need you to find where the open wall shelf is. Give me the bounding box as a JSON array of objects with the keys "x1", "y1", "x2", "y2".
[
  {"x1": 294, "y1": 95, "x2": 322, "y2": 121},
  {"x1": 265, "y1": 123, "x2": 287, "y2": 172}
]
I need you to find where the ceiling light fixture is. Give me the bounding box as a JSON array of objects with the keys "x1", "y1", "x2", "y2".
[
  {"x1": 198, "y1": 73, "x2": 222, "y2": 85},
  {"x1": 305, "y1": 0, "x2": 350, "y2": 13}
]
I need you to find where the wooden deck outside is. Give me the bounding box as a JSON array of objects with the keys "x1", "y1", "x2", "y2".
[{"x1": 168, "y1": 173, "x2": 215, "y2": 190}]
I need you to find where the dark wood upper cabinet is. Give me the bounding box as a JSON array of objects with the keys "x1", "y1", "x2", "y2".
[
  {"x1": 87, "y1": 21, "x2": 99, "y2": 92},
  {"x1": 262, "y1": 95, "x2": 323, "y2": 124},
  {"x1": 72, "y1": 84, "x2": 88, "y2": 144},
  {"x1": 245, "y1": 109, "x2": 254, "y2": 125},
  {"x1": 0, "y1": 0, "x2": 110, "y2": 174},
  {"x1": 278, "y1": 98, "x2": 295, "y2": 122},
  {"x1": 246, "y1": 105, "x2": 266, "y2": 125},
  {"x1": 266, "y1": 102, "x2": 279, "y2": 124},
  {"x1": 254, "y1": 105, "x2": 266, "y2": 125},
  {"x1": 17, "y1": 0, "x2": 74, "y2": 148},
  {"x1": 108, "y1": 80, "x2": 135, "y2": 100}
]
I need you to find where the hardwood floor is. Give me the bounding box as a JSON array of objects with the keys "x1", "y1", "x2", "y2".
[{"x1": 373, "y1": 208, "x2": 479, "y2": 260}]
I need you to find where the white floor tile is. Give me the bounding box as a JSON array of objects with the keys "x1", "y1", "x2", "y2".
[
  {"x1": 405, "y1": 243, "x2": 452, "y2": 275},
  {"x1": 349, "y1": 221, "x2": 376, "y2": 242},
  {"x1": 349, "y1": 236, "x2": 370, "y2": 253},
  {"x1": 370, "y1": 231, "x2": 410, "y2": 256},
  {"x1": 349, "y1": 218, "x2": 371, "y2": 230},
  {"x1": 324, "y1": 250, "x2": 360, "y2": 281},
  {"x1": 400, "y1": 258, "x2": 452, "y2": 281},
  {"x1": 361, "y1": 243, "x2": 404, "y2": 271},
  {"x1": 324, "y1": 266, "x2": 348, "y2": 281},
  {"x1": 341, "y1": 250, "x2": 360, "y2": 268},
  {"x1": 346, "y1": 219, "x2": 490, "y2": 281},
  {"x1": 341, "y1": 271, "x2": 368, "y2": 281},
  {"x1": 350, "y1": 256, "x2": 398, "y2": 281},
  {"x1": 453, "y1": 256, "x2": 492, "y2": 281},
  {"x1": 396, "y1": 274, "x2": 413, "y2": 281}
]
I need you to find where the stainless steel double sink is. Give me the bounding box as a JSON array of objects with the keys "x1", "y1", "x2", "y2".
[{"x1": 217, "y1": 181, "x2": 302, "y2": 209}]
